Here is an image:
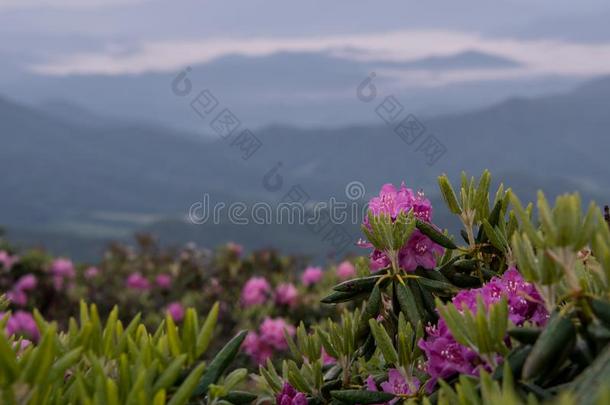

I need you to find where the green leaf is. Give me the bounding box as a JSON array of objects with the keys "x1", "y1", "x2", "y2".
[
  {"x1": 222, "y1": 368, "x2": 248, "y2": 391},
  {"x1": 49, "y1": 347, "x2": 83, "y2": 381},
  {"x1": 165, "y1": 313, "x2": 182, "y2": 357},
  {"x1": 357, "y1": 285, "x2": 382, "y2": 339},
  {"x1": 222, "y1": 391, "x2": 258, "y2": 405},
  {"x1": 415, "y1": 219, "x2": 457, "y2": 250},
  {"x1": 152, "y1": 354, "x2": 187, "y2": 392},
  {"x1": 197, "y1": 302, "x2": 219, "y2": 357},
  {"x1": 438, "y1": 174, "x2": 462, "y2": 214},
  {"x1": 194, "y1": 330, "x2": 248, "y2": 397},
  {"x1": 330, "y1": 390, "x2": 395, "y2": 404},
  {"x1": 368, "y1": 319, "x2": 398, "y2": 365},
  {"x1": 522, "y1": 311, "x2": 576, "y2": 380},
  {"x1": 321, "y1": 290, "x2": 366, "y2": 304},
  {"x1": 416, "y1": 277, "x2": 459, "y2": 296},
  {"x1": 333, "y1": 276, "x2": 383, "y2": 293},
  {"x1": 395, "y1": 282, "x2": 422, "y2": 327},
  {"x1": 167, "y1": 362, "x2": 206, "y2": 405}
]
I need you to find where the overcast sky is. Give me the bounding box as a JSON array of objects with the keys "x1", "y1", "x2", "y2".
[{"x1": 1, "y1": 0, "x2": 610, "y2": 79}]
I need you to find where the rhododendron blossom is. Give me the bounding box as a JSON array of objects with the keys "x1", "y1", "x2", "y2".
[
  {"x1": 398, "y1": 230, "x2": 444, "y2": 272},
  {"x1": 155, "y1": 273, "x2": 172, "y2": 289},
  {"x1": 276, "y1": 382, "x2": 307, "y2": 405},
  {"x1": 243, "y1": 317, "x2": 296, "y2": 364},
  {"x1": 259, "y1": 317, "x2": 295, "y2": 351},
  {"x1": 50, "y1": 258, "x2": 76, "y2": 290},
  {"x1": 3, "y1": 311, "x2": 40, "y2": 342},
  {"x1": 366, "y1": 369, "x2": 420, "y2": 404},
  {"x1": 321, "y1": 348, "x2": 336, "y2": 365},
  {"x1": 243, "y1": 331, "x2": 275, "y2": 364},
  {"x1": 419, "y1": 267, "x2": 549, "y2": 390},
  {"x1": 126, "y1": 272, "x2": 151, "y2": 291},
  {"x1": 166, "y1": 302, "x2": 185, "y2": 322},
  {"x1": 241, "y1": 276, "x2": 271, "y2": 306},
  {"x1": 301, "y1": 266, "x2": 323, "y2": 286},
  {"x1": 7, "y1": 274, "x2": 38, "y2": 306},
  {"x1": 275, "y1": 283, "x2": 298, "y2": 307},
  {"x1": 0, "y1": 250, "x2": 18, "y2": 270},
  {"x1": 336, "y1": 261, "x2": 356, "y2": 280},
  {"x1": 363, "y1": 183, "x2": 443, "y2": 273}
]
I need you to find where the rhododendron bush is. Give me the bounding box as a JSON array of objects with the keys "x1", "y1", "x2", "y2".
[{"x1": 1, "y1": 170, "x2": 610, "y2": 405}]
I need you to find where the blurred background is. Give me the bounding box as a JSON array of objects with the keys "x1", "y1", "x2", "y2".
[{"x1": 1, "y1": 0, "x2": 609, "y2": 261}]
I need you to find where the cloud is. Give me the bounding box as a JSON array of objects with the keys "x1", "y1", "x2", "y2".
[
  {"x1": 0, "y1": 0, "x2": 151, "y2": 11},
  {"x1": 29, "y1": 29, "x2": 610, "y2": 88}
]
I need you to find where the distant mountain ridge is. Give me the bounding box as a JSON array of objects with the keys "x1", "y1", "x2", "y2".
[
  {"x1": 1, "y1": 50, "x2": 583, "y2": 130},
  {"x1": 1, "y1": 75, "x2": 610, "y2": 259}
]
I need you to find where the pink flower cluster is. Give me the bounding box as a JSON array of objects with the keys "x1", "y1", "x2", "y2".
[
  {"x1": 7, "y1": 274, "x2": 37, "y2": 306},
  {"x1": 419, "y1": 267, "x2": 548, "y2": 390},
  {"x1": 241, "y1": 277, "x2": 271, "y2": 306},
  {"x1": 0, "y1": 250, "x2": 18, "y2": 270},
  {"x1": 241, "y1": 276, "x2": 302, "y2": 308},
  {"x1": 364, "y1": 183, "x2": 443, "y2": 272},
  {"x1": 301, "y1": 266, "x2": 323, "y2": 286},
  {"x1": 155, "y1": 273, "x2": 172, "y2": 289},
  {"x1": 50, "y1": 258, "x2": 75, "y2": 290},
  {"x1": 1, "y1": 311, "x2": 40, "y2": 342},
  {"x1": 166, "y1": 302, "x2": 185, "y2": 322},
  {"x1": 243, "y1": 317, "x2": 295, "y2": 364},
  {"x1": 126, "y1": 272, "x2": 151, "y2": 291},
  {"x1": 336, "y1": 261, "x2": 356, "y2": 280},
  {"x1": 276, "y1": 382, "x2": 307, "y2": 405},
  {"x1": 366, "y1": 369, "x2": 420, "y2": 404},
  {"x1": 275, "y1": 283, "x2": 298, "y2": 307}
]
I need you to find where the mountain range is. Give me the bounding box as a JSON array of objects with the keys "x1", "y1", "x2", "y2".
[
  {"x1": 1, "y1": 75, "x2": 609, "y2": 261},
  {"x1": 1, "y1": 50, "x2": 583, "y2": 130}
]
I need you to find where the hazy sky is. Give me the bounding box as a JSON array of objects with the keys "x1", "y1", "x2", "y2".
[{"x1": 1, "y1": 0, "x2": 610, "y2": 80}]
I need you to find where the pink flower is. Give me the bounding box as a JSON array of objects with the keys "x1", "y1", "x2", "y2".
[
  {"x1": 365, "y1": 370, "x2": 420, "y2": 405},
  {"x1": 321, "y1": 348, "x2": 336, "y2": 365},
  {"x1": 241, "y1": 277, "x2": 271, "y2": 306},
  {"x1": 363, "y1": 183, "x2": 442, "y2": 272},
  {"x1": 155, "y1": 274, "x2": 172, "y2": 289},
  {"x1": 126, "y1": 272, "x2": 150, "y2": 291},
  {"x1": 7, "y1": 274, "x2": 38, "y2": 306},
  {"x1": 336, "y1": 261, "x2": 356, "y2": 280},
  {"x1": 369, "y1": 250, "x2": 391, "y2": 273},
  {"x1": 50, "y1": 258, "x2": 76, "y2": 290},
  {"x1": 84, "y1": 267, "x2": 99, "y2": 279},
  {"x1": 259, "y1": 317, "x2": 295, "y2": 351},
  {"x1": 16, "y1": 274, "x2": 37, "y2": 291},
  {"x1": 5, "y1": 311, "x2": 40, "y2": 342},
  {"x1": 419, "y1": 267, "x2": 549, "y2": 390},
  {"x1": 276, "y1": 382, "x2": 307, "y2": 405},
  {"x1": 0, "y1": 251, "x2": 18, "y2": 270},
  {"x1": 301, "y1": 266, "x2": 323, "y2": 286},
  {"x1": 166, "y1": 302, "x2": 185, "y2": 322},
  {"x1": 380, "y1": 369, "x2": 420, "y2": 403},
  {"x1": 275, "y1": 283, "x2": 299, "y2": 307},
  {"x1": 366, "y1": 183, "x2": 432, "y2": 223},
  {"x1": 243, "y1": 331, "x2": 274, "y2": 365},
  {"x1": 7, "y1": 290, "x2": 27, "y2": 306},
  {"x1": 398, "y1": 230, "x2": 444, "y2": 271}
]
